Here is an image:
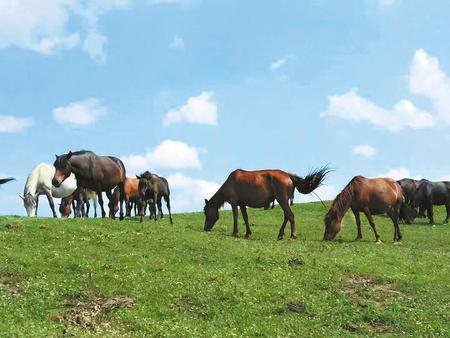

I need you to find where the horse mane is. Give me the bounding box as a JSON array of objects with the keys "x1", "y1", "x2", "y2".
[
  {"x1": 140, "y1": 171, "x2": 154, "y2": 180},
  {"x1": 325, "y1": 176, "x2": 363, "y2": 222},
  {"x1": 71, "y1": 150, "x2": 94, "y2": 156},
  {"x1": 204, "y1": 186, "x2": 225, "y2": 212}
]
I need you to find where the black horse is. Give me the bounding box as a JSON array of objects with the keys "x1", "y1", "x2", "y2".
[
  {"x1": 411, "y1": 180, "x2": 450, "y2": 224},
  {"x1": 397, "y1": 178, "x2": 427, "y2": 219},
  {"x1": 136, "y1": 171, "x2": 173, "y2": 224}
]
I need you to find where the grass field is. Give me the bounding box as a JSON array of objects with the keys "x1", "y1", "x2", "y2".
[{"x1": 0, "y1": 202, "x2": 449, "y2": 337}]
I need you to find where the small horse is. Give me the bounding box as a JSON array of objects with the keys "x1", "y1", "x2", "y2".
[
  {"x1": 52, "y1": 151, "x2": 126, "y2": 220},
  {"x1": 21, "y1": 163, "x2": 76, "y2": 217},
  {"x1": 204, "y1": 167, "x2": 330, "y2": 240},
  {"x1": 0, "y1": 178, "x2": 15, "y2": 185},
  {"x1": 411, "y1": 179, "x2": 450, "y2": 224},
  {"x1": 323, "y1": 176, "x2": 414, "y2": 243},
  {"x1": 59, "y1": 188, "x2": 97, "y2": 218},
  {"x1": 136, "y1": 171, "x2": 173, "y2": 224},
  {"x1": 109, "y1": 177, "x2": 141, "y2": 218}
]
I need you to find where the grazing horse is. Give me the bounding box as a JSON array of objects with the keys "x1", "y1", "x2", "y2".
[
  {"x1": 109, "y1": 177, "x2": 141, "y2": 218},
  {"x1": 59, "y1": 188, "x2": 97, "y2": 218},
  {"x1": 52, "y1": 151, "x2": 126, "y2": 220},
  {"x1": 204, "y1": 167, "x2": 330, "y2": 240},
  {"x1": 411, "y1": 180, "x2": 450, "y2": 224},
  {"x1": 21, "y1": 163, "x2": 76, "y2": 217},
  {"x1": 397, "y1": 178, "x2": 426, "y2": 218},
  {"x1": 0, "y1": 178, "x2": 15, "y2": 185},
  {"x1": 323, "y1": 176, "x2": 414, "y2": 243},
  {"x1": 136, "y1": 171, "x2": 173, "y2": 224}
]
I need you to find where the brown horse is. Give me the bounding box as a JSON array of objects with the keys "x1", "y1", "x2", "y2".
[
  {"x1": 109, "y1": 177, "x2": 140, "y2": 218},
  {"x1": 59, "y1": 187, "x2": 97, "y2": 218},
  {"x1": 323, "y1": 176, "x2": 413, "y2": 243},
  {"x1": 204, "y1": 167, "x2": 330, "y2": 240},
  {"x1": 52, "y1": 150, "x2": 126, "y2": 220}
]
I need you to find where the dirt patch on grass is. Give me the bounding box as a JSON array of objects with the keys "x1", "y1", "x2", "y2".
[
  {"x1": 288, "y1": 258, "x2": 305, "y2": 267},
  {"x1": 0, "y1": 272, "x2": 21, "y2": 295},
  {"x1": 54, "y1": 295, "x2": 135, "y2": 329},
  {"x1": 276, "y1": 301, "x2": 308, "y2": 315},
  {"x1": 345, "y1": 276, "x2": 408, "y2": 308}
]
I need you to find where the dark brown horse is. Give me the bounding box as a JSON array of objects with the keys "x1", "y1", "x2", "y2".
[
  {"x1": 323, "y1": 176, "x2": 414, "y2": 243},
  {"x1": 59, "y1": 187, "x2": 96, "y2": 218},
  {"x1": 0, "y1": 178, "x2": 15, "y2": 185},
  {"x1": 109, "y1": 177, "x2": 140, "y2": 218},
  {"x1": 52, "y1": 150, "x2": 126, "y2": 220},
  {"x1": 136, "y1": 171, "x2": 173, "y2": 224},
  {"x1": 204, "y1": 167, "x2": 330, "y2": 240}
]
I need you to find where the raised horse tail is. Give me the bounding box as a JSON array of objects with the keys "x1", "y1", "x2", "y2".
[
  {"x1": 0, "y1": 177, "x2": 15, "y2": 185},
  {"x1": 289, "y1": 167, "x2": 331, "y2": 194}
]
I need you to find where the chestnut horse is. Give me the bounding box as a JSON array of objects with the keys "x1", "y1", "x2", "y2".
[
  {"x1": 52, "y1": 150, "x2": 126, "y2": 220},
  {"x1": 109, "y1": 177, "x2": 140, "y2": 218},
  {"x1": 204, "y1": 167, "x2": 330, "y2": 240},
  {"x1": 323, "y1": 176, "x2": 414, "y2": 243}
]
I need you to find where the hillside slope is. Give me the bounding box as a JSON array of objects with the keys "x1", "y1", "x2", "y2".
[{"x1": 1, "y1": 202, "x2": 449, "y2": 337}]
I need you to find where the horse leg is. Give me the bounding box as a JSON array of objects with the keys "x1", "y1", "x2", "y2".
[
  {"x1": 271, "y1": 200, "x2": 275, "y2": 209},
  {"x1": 164, "y1": 195, "x2": 173, "y2": 225},
  {"x1": 118, "y1": 183, "x2": 125, "y2": 221},
  {"x1": 105, "y1": 190, "x2": 115, "y2": 219},
  {"x1": 277, "y1": 215, "x2": 288, "y2": 241},
  {"x1": 45, "y1": 190, "x2": 57, "y2": 218},
  {"x1": 231, "y1": 204, "x2": 239, "y2": 237},
  {"x1": 445, "y1": 202, "x2": 449, "y2": 224},
  {"x1": 279, "y1": 200, "x2": 296, "y2": 240},
  {"x1": 363, "y1": 207, "x2": 381, "y2": 243},
  {"x1": 387, "y1": 207, "x2": 402, "y2": 243},
  {"x1": 85, "y1": 199, "x2": 90, "y2": 218},
  {"x1": 154, "y1": 192, "x2": 160, "y2": 222},
  {"x1": 427, "y1": 201, "x2": 434, "y2": 225},
  {"x1": 239, "y1": 205, "x2": 252, "y2": 239},
  {"x1": 352, "y1": 208, "x2": 362, "y2": 240},
  {"x1": 35, "y1": 195, "x2": 39, "y2": 216},
  {"x1": 98, "y1": 192, "x2": 106, "y2": 218}
]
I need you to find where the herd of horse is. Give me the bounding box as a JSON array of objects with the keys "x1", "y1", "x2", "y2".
[{"x1": 1, "y1": 150, "x2": 448, "y2": 243}]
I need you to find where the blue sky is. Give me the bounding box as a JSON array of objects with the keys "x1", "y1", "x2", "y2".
[{"x1": 1, "y1": 0, "x2": 450, "y2": 216}]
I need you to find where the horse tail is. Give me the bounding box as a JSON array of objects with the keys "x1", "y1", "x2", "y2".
[
  {"x1": 399, "y1": 202, "x2": 416, "y2": 224},
  {"x1": 289, "y1": 166, "x2": 331, "y2": 194},
  {"x1": 0, "y1": 177, "x2": 15, "y2": 185}
]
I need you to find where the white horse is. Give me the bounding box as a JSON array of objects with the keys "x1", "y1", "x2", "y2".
[{"x1": 21, "y1": 163, "x2": 77, "y2": 217}]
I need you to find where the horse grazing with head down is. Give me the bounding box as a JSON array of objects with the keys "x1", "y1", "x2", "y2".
[
  {"x1": 136, "y1": 171, "x2": 173, "y2": 224},
  {"x1": 109, "y1": 177, "x2": 141, "y2": 218},
  {"x1": 323, "y1": 176, "x2": 415, "y2": 243},
  {"x1": 52, "y1": 150, "x2": 126, "y2": 220},
  {"x1": 204, "y1": 167, "x2": 330, "y2": 240}
]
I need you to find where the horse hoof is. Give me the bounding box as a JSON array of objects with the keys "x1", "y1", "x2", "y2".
[
  {"x1": 376, "y1": 240, "x2": 383, "y2": 244},
  {"x1": 245, "y1": 234, "x2": 251, "y2": 239},
  {"x1": 354, "y1": 237, "x2": 362, "y2": 241},
  {"x1": 290, "y1": 235, "x2": 298, "y2": 240},
  {"x1": 277, "y1": 236, "x2": 284, "y2": 241},
  {"x1": 394, "y1": 241, "x2": 402, "y2": 245}
]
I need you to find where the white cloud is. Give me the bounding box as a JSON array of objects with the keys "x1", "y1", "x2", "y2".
[
  {"x1": 52, "y1": 98, "x2": 107, "y2": 126},
  {"x1": 409, "y1": 48, "x2": 450, "y2": 124},
  {"x1": 0, "y1": 0, "x2": 130, "y2": 61},
  {"x1": 352, "y1": 144, "x2": 376, "y2": 158},
  {"x1": 163, "y1": 91, "x2": 218, "y2": 126},
  {"x1": 321, "y1": 89, "x2": 434, "y2": 132},
  {"x1": 167, "y1": 173, "x2": 220, "y2": 212},
  {"x1": 270, "y1": 58, "x2": 286, "y2": 71},
  {"x1": 378, "y1": 168, "x2": 421, "y2": 181},
  {"x1": 121, "y1": 140, "x2": 202, "y2": 174},
  {"x1": 169, "y1": 35, "x2": 185, "y2": 50},
  {"x1": 0, "y1": 115, "x2": 33, "y2": 133},
  {"x1": 300, "y1": 185, "x2": 339, "y2": 203}
]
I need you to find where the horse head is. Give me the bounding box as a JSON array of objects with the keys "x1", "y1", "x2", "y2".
[
  {"x1": 203, "y1": 199, "x2": 219, "y2": 232},
  {"x1": 21, "y1": 193, "x2": 37, "y2": 217},
  {"x1": 323, "y1": 209, "x2": 342, "y2": 240},
  {"x1": 52, "y1": 151, "x2": 73, "y2": 187}
]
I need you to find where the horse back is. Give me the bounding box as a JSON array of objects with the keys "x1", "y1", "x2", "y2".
[{"x1": 354, "y1": 177, "x2": 402, "y2": 208}]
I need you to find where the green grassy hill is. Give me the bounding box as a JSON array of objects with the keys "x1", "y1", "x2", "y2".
[{"x1": 1, "y1": 202, "x2": 449, "y2": 337}]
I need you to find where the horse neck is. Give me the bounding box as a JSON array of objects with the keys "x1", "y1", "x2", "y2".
[
  {"x1": 24, "y1": 168, "x2": 40, "y2": 195},
  {"x1": 210, "y1": 187, "x2": 225, "y2": 209},
  {"x1": 69, "y1": 154, "x2": 91, "y2": 178},
  {"x1": 328, "y1": 182, "x2": 355, "y2": 221}
]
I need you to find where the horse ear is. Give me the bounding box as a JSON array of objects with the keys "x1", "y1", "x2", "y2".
[
  {"x1": 55, "y1": 154, "x2": 59, "y2": 159},
  {"x1": 204, "y1": 199, "x2": 209, "y2": 205},
  {"x1": 67, "y1": 151, "x2": 72, "y2": 159},
  {"x1": 19, "y1": 195, "x2": 25, "y2": 201},
  {"x1": 136, "y1": 175, "x2": 141, "y2": 179}
]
